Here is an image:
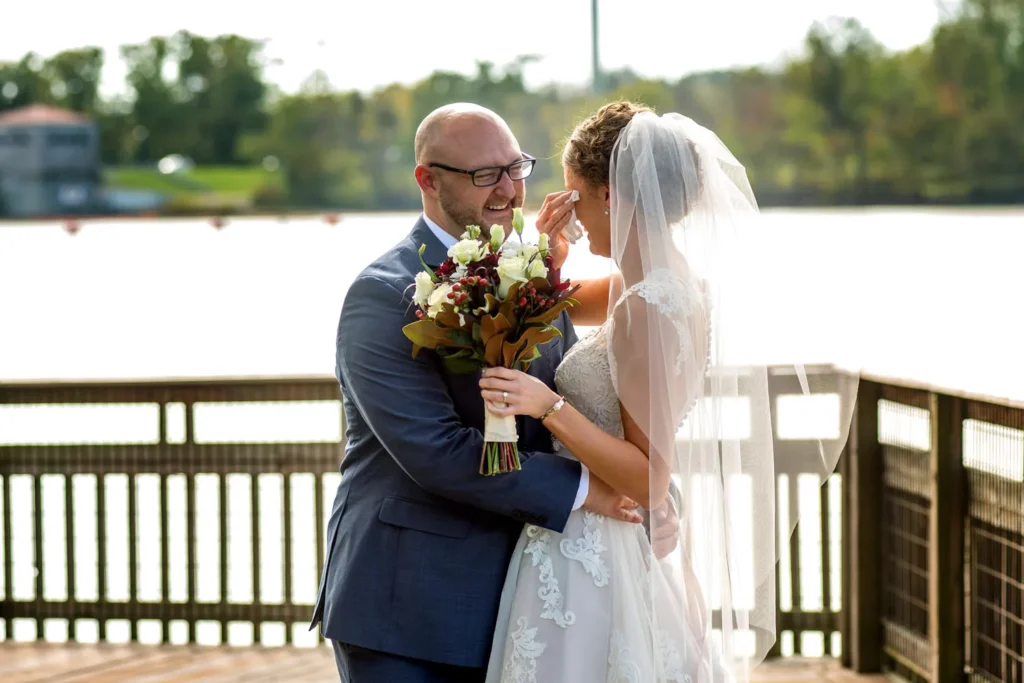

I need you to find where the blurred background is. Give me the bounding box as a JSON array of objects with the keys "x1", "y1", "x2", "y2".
[
  {"x1": 1, "y1": 1, "x2": 1022, "y2": 681},
  {"x1": 1, "y1": 0, "x2": 1019, "y2": 215}
]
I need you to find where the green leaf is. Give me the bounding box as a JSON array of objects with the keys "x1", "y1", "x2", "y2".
[{"x1": 442, "y1": 348, "x2": 482, "y2": 374}]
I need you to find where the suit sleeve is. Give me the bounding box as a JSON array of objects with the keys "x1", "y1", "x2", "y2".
[{"x1": 336, "y1": 274, "x2": 582, "y2": 532}]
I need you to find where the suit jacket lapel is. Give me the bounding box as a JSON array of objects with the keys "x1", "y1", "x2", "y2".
[{"x1": 409, "y1": 216, "x2": 449, "y2": 268}]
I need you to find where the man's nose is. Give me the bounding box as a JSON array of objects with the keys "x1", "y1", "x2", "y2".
[{"x1": 495, "y1": 170, "x2": 516, "y2": 197}]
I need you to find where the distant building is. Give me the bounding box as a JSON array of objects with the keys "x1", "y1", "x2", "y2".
[{"x1": 0, "y1": 104, "x2": 103, "y2": 217}]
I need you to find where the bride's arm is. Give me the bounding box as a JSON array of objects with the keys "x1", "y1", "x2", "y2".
[
  {"x1": 564, "y1": 274, "x2": 621, "y2": 326},
  {"x1": 479, "y1": 369, "x2": 666, "y2": 510}
]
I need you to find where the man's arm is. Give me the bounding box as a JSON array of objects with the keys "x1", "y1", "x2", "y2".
[{"x1": 338, "y1": 275, "x2": 582, "y2": 532}]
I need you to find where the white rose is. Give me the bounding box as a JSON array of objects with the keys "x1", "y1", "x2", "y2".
[
  {"x1": 448, "y1": 239, "x2": 484, "y2": 265},
  {"x1": 413, "y1": 271, "x2": 435, "y2": 307},
  {"x1": 426, "y1": 283, "x2": 453, "y2": 317},
  {"x1": 526, "y1": 258, "x2": 548, "y2": 280},
  {"x1": 497, "y1": 255, "x2": 528, "y2": 298}
]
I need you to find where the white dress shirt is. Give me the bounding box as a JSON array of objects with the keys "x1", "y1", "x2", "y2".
[{"x1": 421, "y1": 214, "x2": 589, "y2": 512}]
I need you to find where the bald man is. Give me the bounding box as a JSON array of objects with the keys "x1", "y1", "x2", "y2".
[{"x1": 309, "y1": 103, "x2": 638, "y2": 683}]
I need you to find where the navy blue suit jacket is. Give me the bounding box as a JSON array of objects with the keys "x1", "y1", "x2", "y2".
[{"x1": 310, "y1": 216, "x2": 582, "y2": 668}]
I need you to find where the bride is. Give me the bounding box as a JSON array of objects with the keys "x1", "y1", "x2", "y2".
[{"x1": 479, "y1": 102, "x2": 854, "y2": 682}]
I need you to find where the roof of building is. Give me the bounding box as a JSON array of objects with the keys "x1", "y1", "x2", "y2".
[{"x1": 0, "y1": 104, "x2": 91, "y2": 127}]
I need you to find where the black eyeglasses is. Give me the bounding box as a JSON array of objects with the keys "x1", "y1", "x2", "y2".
[{"x1": 428, "y1": 155, "x2": 536, "y2": 187}]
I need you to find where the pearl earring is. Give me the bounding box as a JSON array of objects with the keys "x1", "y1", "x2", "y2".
[{"x1": 604, "y1": 209, "x2": 609, "y2": 215}]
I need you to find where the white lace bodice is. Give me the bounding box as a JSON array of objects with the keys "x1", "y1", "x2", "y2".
[{"x1": 554, "y1": 323, "x2": 624, "y2": 449}]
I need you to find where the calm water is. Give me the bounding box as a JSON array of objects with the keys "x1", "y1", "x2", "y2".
[{"x1": 2, "y1": 207, "x2": 1022, "y2": 401}]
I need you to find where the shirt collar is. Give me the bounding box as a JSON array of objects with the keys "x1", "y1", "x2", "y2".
[{"x1": 422, "y1": 213, "x2": 457, "y2": 249}]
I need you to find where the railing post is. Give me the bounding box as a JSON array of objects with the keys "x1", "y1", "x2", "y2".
[
  {"x1": 848, "y1": 379, "x2": 882, "y2": 672},
  {"x1": 929, "y1": 393, "x2": 966, "y2": 683}
]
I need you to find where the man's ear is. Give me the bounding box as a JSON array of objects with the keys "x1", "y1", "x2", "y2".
[{"x1": 415, "y1": 165, "x2": 440, "y2": 198}]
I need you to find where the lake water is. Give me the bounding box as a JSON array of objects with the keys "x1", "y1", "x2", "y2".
[{"x1": 2, "y1": 207, "x2": 1022, "y2": 402}]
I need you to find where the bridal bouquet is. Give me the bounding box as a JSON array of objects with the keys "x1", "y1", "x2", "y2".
[{"x1": 403, "y1": 208, "x2": 580, "y2": 475}]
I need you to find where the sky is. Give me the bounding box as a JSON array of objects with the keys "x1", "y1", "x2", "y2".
[{"x1": 3, "y1": 0, "x2": 948, "y2": 97}]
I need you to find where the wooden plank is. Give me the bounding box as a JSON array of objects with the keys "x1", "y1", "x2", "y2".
[
  {"x1": 840, "y1": 449, "x2": 852, "y2": 669},
  {"x1": 849, "y1": 380, "x2": 883, "y2": 673},
  {"x1": 929, "y1": 393, "x2": 966, "y2": 683},
  {"x1": 0, "y1": 444, "x2": 339, "y2": 476}
]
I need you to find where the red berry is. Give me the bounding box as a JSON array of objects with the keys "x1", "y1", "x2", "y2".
[
  {"x1": 416, "y1": 310, "x2": 424, "y2": 319},
  {"x1": 447, "y1": 292, "x2": 455, "y2": 300},
  {"x1": 518, "y1": 297, "x2": 528, "y2": 307}
]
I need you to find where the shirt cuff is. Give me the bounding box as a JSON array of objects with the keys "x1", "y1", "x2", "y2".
[{"x1": 572, "y1": 464, "x2": 590, "y2": 511}]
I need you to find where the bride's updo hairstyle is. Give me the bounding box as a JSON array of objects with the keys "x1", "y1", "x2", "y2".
[{"x1": 563, "y1": 100, "x2": 703, "y2": 223}]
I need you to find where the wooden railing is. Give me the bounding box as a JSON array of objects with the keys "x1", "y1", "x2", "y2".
[
  {"x1": 1, "y1": 372, "x2": 1021, "y2": 682},
  {"x1": 845, "y1": 379, "x2": 1023, "y2": 683}
]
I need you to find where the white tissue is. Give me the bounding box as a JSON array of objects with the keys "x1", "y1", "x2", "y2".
[{"x1": 563, "y1": 190, "x2": 584, "y2": 244}]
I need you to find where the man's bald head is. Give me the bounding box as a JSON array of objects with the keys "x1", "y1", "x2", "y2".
[
  {"x1": 413, "y1": 102, "x2": 526, "y2": 241},
  {"x1": 414, "y1": 103, "x2": 514, "y2": 165}
]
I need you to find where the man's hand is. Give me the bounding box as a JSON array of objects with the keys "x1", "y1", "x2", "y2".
[
  {"x1": 650, "y1": 499, "x2": 680, "y2": 559},
  {"x1": 584, "y1": 475, "x2": 644, "y2": 524}
]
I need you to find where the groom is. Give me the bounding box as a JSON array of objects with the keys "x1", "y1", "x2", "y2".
[{"x1": 310, "y1": 103, "x2": 643, "y2": 683}]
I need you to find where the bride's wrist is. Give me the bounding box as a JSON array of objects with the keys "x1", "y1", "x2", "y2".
[{"x1": 537, "y1": 394, "x2": 566, "y2": 422}]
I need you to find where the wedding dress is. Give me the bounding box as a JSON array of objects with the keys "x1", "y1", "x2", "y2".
[{"x1": 485, "y1": 269, "x2": 711, "y2": 683}]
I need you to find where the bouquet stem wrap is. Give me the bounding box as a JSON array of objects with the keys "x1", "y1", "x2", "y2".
[{"x1": 482, "y1": 404, "x2": 519, "y2": 475}]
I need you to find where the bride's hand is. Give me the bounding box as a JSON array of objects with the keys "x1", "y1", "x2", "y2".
[
  {"x1": 536, "y1": 191, "x2": 575, "y2": 270},
  {"x1": 480, "y1": 367, "x2": 560, "y2": 419}
]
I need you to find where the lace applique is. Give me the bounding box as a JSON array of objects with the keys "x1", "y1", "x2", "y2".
[
  {"x1": 658, "y1": 630, "x2": 693, "y2": 682},
  {"x1": 607, "y1": 632, "x2": 642, "y2": 683},
  {"x1": 524, "y1": 526, "x2": 576, "y2": 628},
  {"x1": 559, "y1": 511, "x2": 610, "y2": 586},
  {"x1": 501, "y1": 617, "x2": 546, "y2": 683}
]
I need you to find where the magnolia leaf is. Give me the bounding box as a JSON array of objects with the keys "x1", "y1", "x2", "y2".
[
  {"x1": 485, "y1": 331, "x2": 508, "y2": 367},
  {"x1": 480, "y1": 312, "x2": 513, "y2": 345},
  {"x1": 446, "y1": 329, "x2": 474, "y2": 348},
  {"x1": 435, "y1": 309, "x2": 465, "y2": 330},
  {"x1": 527, "y1": 276, "x2": 552, "y2": 293},
  {"x1": 513, "y1": 326, "x2": 560, "y2": 365},
  {"x1": 443, "y1": 348, "x2": 481, "y2": 374},
  {"x1": 502, "y1": 339, "x2": 522, "y2": 368},
  {"x1": 525, "y1": 299, "x2": 578, "y2": 326},
  {"x1": 402, "y1": 319, "x2": 452, "y2": 350},
  {"x1": 473, "y1": 293, "x2": 500, "y2": 317},
  {"x1": 519, "y1": 345, "x2": 543, "y2": 371}
]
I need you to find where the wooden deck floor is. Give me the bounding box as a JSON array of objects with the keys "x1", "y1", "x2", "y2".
[{"x1": 0, "y1": 644, "x2": 889, "y2": 682}]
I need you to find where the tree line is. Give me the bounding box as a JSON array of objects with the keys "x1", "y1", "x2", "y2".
[{"x1": 2, "y1": 0, "x2": 1022, "y2": 209}]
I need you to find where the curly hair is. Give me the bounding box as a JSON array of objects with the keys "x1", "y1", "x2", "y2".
[
  {"x1": 563, "y1": 100, "x2": 704, "y2": 222},
  {"x1": 562, "y1": 100, "x2": 653, "y2": 189}
]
